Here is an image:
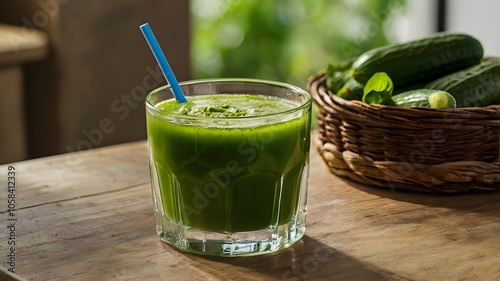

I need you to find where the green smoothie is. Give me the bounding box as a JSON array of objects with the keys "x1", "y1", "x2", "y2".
[{"x1": 147, "y1": 94, "x2": 311, "y2": 233}]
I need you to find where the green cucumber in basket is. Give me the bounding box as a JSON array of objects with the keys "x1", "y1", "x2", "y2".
[
  {"x1": 391, "y1": 89, "x2": 456, "y2": 109},
  {"x1": 426, "y1": 59, "x2": 500, "y2": 107},
  {"x1": 326, "y1": 57, "x2": 358, "y2": 93},
  {"x1": 350, "y1": 32, "x2": 484, "y2": 87},
  {"x1": 336, "y1": 76, "x2": 364, "y2": 100},
  {"x1": 327, "y1": 71, "x2": 351, "y2": 93}
]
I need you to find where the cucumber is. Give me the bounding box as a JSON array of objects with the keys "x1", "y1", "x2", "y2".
[
  {"x1": 326, "y1": 58, "x2": 357, "y2": 93},
  {"x1": 391, "y1": 89, "x2": 456, "y2": 109},
  {"x1": 327, "y1": 71, "x2": 350, "y2": 93},
  {"x1": 337, "y1": 76, "x2": 363, "y2": 100},
  {"x1": 350, "y1": 32, "x2": 484, "y2": 87},
  {"x1": 426, "y1": 59, "x2": 500, "y2": 107}
]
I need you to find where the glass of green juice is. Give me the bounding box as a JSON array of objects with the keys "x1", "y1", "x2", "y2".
[{"x1": 145, "y1": 78, "x2": 312, "y2": 256}]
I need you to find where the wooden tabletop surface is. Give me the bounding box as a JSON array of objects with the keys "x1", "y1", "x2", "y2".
[{"x1": 1, "y1": 137, "x2": 499, "y2": 281}]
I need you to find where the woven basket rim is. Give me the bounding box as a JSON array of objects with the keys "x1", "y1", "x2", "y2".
[
  {"x1": 309, "y1": 67, "x2": 500, "y2": 113},
  {"x1": 308, "y1": 69, "x2": 500, "y2": 129}
]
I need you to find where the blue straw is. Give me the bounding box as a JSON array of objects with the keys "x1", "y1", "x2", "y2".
[{"x1": 140, "y1": 23, "x2": 187, "y2": 103}]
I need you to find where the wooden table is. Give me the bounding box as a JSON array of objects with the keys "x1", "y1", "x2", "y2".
[{"x1": 1, "y1": 139, "x2": 499, "y2": 281}]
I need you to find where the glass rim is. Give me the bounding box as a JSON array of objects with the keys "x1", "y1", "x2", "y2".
[{"x1": 145, "y1": 78, "x2": 312, "y2": 121}]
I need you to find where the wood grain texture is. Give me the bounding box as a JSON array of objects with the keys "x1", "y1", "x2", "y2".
[{"x1": 0, "y1": 139, "x2": 499, "y2": 281}]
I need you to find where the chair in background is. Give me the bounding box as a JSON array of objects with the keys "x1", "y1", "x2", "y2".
[
  {"x1": 0, "y1": 0, "x2": 190, "y2": 162},
  {"x1": 0, "y1": 24, "x2": 48, "y2": 164}
]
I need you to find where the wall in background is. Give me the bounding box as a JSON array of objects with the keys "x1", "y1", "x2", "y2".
[
  {"x1": 447, "y1": 0, "x2": 500, "y2": 57},
  {"x1": 390, "y1": 0, "x2": 437, "y2": 42},
  {"x1": 394, "y1": 0, "x2": 499, "y2": 57}
]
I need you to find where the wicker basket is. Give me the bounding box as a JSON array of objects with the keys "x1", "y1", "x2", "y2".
[{"x1": 308, "y1": 69, "x2": 500, "y2": 193}]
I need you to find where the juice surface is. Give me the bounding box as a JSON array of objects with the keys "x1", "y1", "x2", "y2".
[
  {"x1": 147, "y1": 94, "x2": 310, "y2": 232},
  {"x1": 159, "y1": 94, "x2": 297, "y2": 117}
]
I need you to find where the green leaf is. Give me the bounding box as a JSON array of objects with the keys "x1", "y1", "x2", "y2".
[
  {"x1": 362, "y1": 72, "x2": 394, "y2": 105},
  {"x1": 326, "y1": 62, "x2": 353, "y2": 93},
  {"x1": 327, "y1": 58, "x2": 356, "y2": 75},
  {"x1": 326, "y1": 64, "x2": 337, "y2": 76}
]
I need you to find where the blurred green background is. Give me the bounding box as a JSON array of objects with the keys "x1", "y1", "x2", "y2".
[
  {"x1": 190, "y1": 0, "x2": 406, "y2": 129},
  {"x1": 191, "y1": 0, "x2": 406, "y2": 87}
]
